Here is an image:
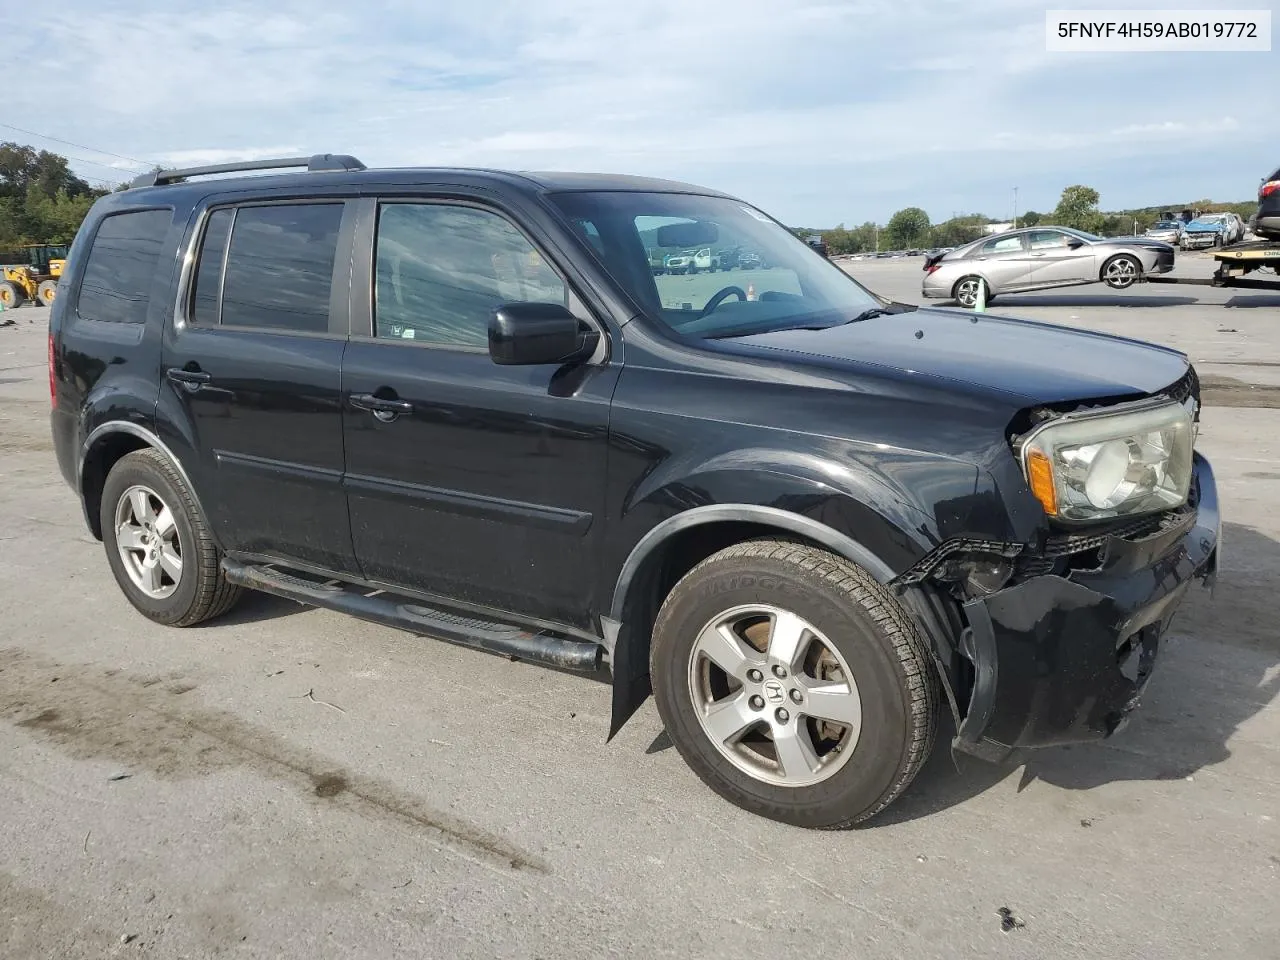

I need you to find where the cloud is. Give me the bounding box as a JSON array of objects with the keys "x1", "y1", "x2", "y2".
[{"x1": 20, "y1": 0, "x2": 1280, "y2": 224}]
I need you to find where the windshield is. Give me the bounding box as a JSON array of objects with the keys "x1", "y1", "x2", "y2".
[
  {"x1": 1153, "y1": 221, "x2": 1179, "y2": 230},
  {"x1": 548, "y1": 191, "x2": 883, "y2": 339}
]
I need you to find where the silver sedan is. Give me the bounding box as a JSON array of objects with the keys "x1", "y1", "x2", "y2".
[{"x1": 921, "y1": 226, "x2": 1176, "y2": 307}]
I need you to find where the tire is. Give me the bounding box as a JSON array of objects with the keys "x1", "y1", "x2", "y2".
[
  {"x1": 37, "y1": 280, "x2": 57, "y2": 306},
  {"x1": 0, "y1": 280, "x2": 25, "y2": 309},
  {"x1": 1101, "y1": 254, "x2": 1141, "y2": 289},
  {"x1": 650, "y1": 539, "x2": 939, "y2": 829},
  {"x1": 952, "y1": 275, "x2": 985, "y2": 308},
  {"x1": 100, "y1": 448, "x2": 242, "y2": 626}
]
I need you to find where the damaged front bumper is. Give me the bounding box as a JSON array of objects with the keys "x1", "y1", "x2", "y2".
[{"x1": 953, "y1": 453, "x2": 1219, "y2": 762}]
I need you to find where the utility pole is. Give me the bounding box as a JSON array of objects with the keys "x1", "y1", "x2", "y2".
[
  {"x1": 874, "y1": 223, "x2": 879, "y2": 252},
  {"x1": 1013, "y1": 186, "x2": 1019, "y2": 229}
]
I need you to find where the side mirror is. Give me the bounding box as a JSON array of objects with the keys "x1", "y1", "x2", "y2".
[
  {"x1": 488, "y1": 302, "x2": 599, "y2": 366},
  {"x1": 1066, "y1": 239, "x2": 1085, "y2": 249}
]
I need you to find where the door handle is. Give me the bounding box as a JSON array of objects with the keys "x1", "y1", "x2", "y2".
[
  {"x1": 166, "y1": 368, "x2": 211, "y2": 393},
  {"x1": 1031, "y1": 253, "x2": 1046, "y2": 257},
  {"x1": 350, "y1": 392, "x2": 414, "y2": 421}
]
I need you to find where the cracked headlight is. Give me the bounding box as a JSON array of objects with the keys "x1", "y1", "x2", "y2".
[{"x1": 1020, "y1": 401, "x2": 1193, "y2": 522}]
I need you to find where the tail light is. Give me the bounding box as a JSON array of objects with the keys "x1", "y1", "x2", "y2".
[
  {"x1": 925, "y1": 262, "x2": 942, "y2": 275},
  {"x1": 48, "y1": 333, "x2": 56, "y2": 406},
  {"x1": 1260, "y1": 180, "x2": 1280, "y2": 199}
]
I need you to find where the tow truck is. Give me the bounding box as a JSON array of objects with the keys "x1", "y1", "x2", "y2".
[{"x1": 1147, "y1": 239, "x2": 1280, "y2": 293}]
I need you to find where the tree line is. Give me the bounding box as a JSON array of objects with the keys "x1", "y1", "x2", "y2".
[
  {"x1": 801, "y1": 185, "x2": 1258, "y2": 254},
  {"x1": 0, "y1": 142, "x2": 110, "y2": 255}
]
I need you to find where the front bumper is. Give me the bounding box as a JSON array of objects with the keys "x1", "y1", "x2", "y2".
[
  {"x1": 1182, "y1": 234, "x2": 1220, "y2": 249},
  {"x1": 953, "y1": 453, "x2": 1219, "y2": 761}
]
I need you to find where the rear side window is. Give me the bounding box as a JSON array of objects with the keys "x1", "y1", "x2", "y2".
[
  {"x1": 192, "y1": 203, "x2": 343, "y2": 333},
  {"x1": 76, "y1": 209, "x2": 172, "y2": 324}
]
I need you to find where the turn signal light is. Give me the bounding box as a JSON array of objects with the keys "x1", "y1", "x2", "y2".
[
  {"x1": 1026, "y1": 448, "x2": 1058, "y2": 516},
  {"x1": 1260, "y1": 180, "x2": 1280, "y2": 199}
]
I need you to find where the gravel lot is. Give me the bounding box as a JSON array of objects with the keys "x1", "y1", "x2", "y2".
[{"x1": 2, "y1": 265, "x2": 1278, "y2": 959}]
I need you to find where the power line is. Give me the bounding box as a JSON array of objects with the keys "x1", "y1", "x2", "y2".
[{"x1": 0, "y1": 121, "x2": 156, "y2": 168}]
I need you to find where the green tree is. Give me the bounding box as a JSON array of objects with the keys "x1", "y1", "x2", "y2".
[
  {"x1": 931, "y1": 215, "x2": 988, "y2": 248},
  {"x1": 1052, "y1": 185, "x2": 1103, "y2": 233},
  {"x1": 882, "y1": 207, "x2": 931, "y2": 249},
  {"x1": 1019, "y1": 210, "x2": 1042, "y2": 227},
  {"x1": 0, "y1": 142, "x2": 110, "y2": 250}
]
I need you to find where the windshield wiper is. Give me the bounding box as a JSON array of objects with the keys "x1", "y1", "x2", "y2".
[{"x1": 789, "y1": 302, "x2": 919, "y2": 331}]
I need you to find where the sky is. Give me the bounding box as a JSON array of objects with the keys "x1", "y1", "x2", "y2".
[{"x1": 17, "y1": 0, "x2": 1279, "y2": 227}]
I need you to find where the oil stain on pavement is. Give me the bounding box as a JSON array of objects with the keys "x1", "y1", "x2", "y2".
[{"x1": 0, "y1": 647, "x2": 547, "y2": 874}]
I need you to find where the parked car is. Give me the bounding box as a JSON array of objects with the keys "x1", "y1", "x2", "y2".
[
  {"x1": 51, "y1": 154, "x2": 1219, "y2": 829},
  {"x1": 1256, "y1": 166, "x2": 1280, "y2": 241},
  {"x1": 736, "y1": 251, "x2": 764, "y2": 270},
  {"x1": 1223, "y1": 212, "x2": 1246, "y2": 244},
  {"x1": 921, "y1": 225, "x2": 1175, "y2": 307},
  {"x1": 664, "y1": 251, "x2": 694, "y2": 274},
  {"x1": 1180, "y1": 215, "x2": 1231, "y2": 250},
  {"x1": 1144, "y1": 220, "x2": 1184, "y2": 245}
]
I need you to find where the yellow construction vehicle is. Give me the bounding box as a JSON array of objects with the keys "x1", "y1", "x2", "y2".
[{"x1": 0, "y1": 244, "x2": 67, "y2": 308}]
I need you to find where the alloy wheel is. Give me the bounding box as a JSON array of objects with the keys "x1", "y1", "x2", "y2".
[
  {"x1": 686, "y1": 603, "x2": 862, "y2": 788},
  {"x1": 114, "y1": 484, "x2": 184, "y2": 599}
]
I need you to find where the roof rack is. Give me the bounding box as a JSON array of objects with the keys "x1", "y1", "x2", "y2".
[{"x1": 129, "y1": 153, "x2": 366, "y2": 189}]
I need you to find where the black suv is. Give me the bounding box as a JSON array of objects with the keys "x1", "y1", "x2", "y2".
[{"x1": 49, "y1": 154, "x2": 1219, "y2": 828}]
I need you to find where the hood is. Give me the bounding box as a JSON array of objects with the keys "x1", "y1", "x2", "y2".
[
  {"x1": 1185, "y1": 219, "x2": 1224, "y2": 232},
  {"x1": 735, "y1": 306, "x2": 1189, "y2": 406}
]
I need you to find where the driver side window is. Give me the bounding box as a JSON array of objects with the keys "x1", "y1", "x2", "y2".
[
  {"x1": 981, "y1": 234, "x2": 1024, "y2": 255},
  {"x1": 1027, "y1": 230, "x2": 1071, "y2": 250},
  {"x1": 374, "y1": 203, "x2": 567, "y2": 347}
]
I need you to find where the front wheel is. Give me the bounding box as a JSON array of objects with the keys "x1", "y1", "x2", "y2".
[
  {"x1": 37, "y1": 280, "x2": 57, "y2": 305},
  {"x1": 1102, "y1": 254, "x2": 1141, "y2": 289},
  {"x1": 651, "y1": 539, "x2": 939, "y2": 829}
]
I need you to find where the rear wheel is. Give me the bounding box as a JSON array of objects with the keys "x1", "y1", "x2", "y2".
[
  {"x1": 651, "y1": 539, "x2": 939, "y2": 829},
  {"x1": 0, "y1": 281, "x2": 24, "y2": 309},
  {"x1": 1102, "y1": 254, "x2": 1141, "y2": 289},
  {"x1": 101, "y1": 448, "x2": 242, "y2": 626},
  {"x1": 37, "y1": 280, "x2": 57, "y2": 306},
  {"x1": 952, "y1": 275, "x2": 985, "y2": 307}
]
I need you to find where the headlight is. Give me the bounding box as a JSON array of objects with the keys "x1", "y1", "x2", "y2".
[{"x1": 1020, "y1": 401, "x2": 1193, "y2": 522}]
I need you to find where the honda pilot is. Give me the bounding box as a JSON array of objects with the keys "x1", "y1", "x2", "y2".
[{"x1": 49, "y1": 154, "x2": 1219, "y2": 828}]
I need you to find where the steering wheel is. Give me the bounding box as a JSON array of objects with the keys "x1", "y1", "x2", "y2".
[{"x1": 699, "y1": 285, "x2": 748, "y2": 318}]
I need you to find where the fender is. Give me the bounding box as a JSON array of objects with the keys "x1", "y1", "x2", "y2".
[
  {"x1": 601, "y1": 500, "x2": 930, "y2": 740},
  {"x1": 77, "y1": 421, "x2": 214, "y2": 545}
]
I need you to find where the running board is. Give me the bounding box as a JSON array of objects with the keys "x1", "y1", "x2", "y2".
[{"x1": 221, "y1": 559, "x2": 603, "y2": 672}]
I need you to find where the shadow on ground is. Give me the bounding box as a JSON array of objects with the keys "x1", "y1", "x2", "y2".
[
  {"x1": 870, "y1": 520, "x2": 1280, "y2": 826},
  {"x1": 992, "y1": 293, "x2": 1200, "y2": 309}
]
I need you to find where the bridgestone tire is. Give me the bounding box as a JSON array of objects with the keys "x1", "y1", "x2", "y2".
[{"x1": 650, "y1": 539, "x2": 939, "y2": 829}]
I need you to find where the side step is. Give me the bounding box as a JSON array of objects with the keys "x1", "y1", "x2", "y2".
[{"x1": 221, "y1": 559, "x2": 603, "y2": 672}]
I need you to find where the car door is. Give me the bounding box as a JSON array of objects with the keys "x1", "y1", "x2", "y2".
[
  {"x1": 1025, "y1": 229, "x2": 1096, "y2": 287},
  {"x1": 970, "y1": 233, "x2": 1032, "y2": 292},
  {"x1": 340, "y1": 196, "x2": 620, "y2": 632},
  {"x1": 159, "y1": 198, "x2": 360, "y2": 576}
]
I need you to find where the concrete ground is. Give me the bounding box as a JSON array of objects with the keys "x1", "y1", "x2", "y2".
[{"x1": 1, "y1": 271, "x2": 1277, "y2": 959}]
